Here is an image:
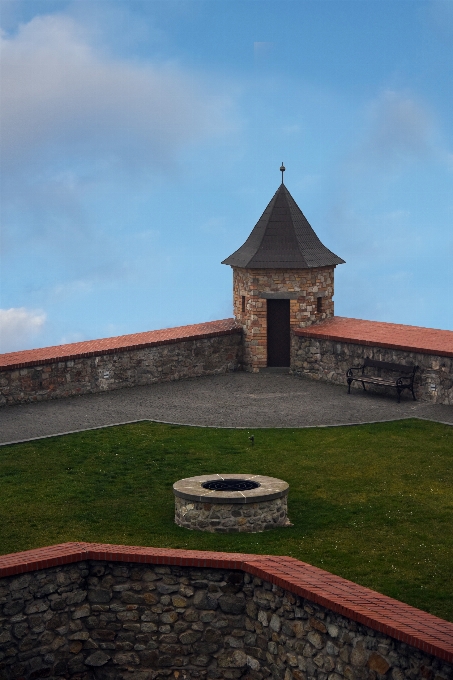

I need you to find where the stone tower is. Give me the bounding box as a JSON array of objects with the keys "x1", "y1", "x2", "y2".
[{"x1": 222, "y1": 170, "x2": 345, "y2": 371}]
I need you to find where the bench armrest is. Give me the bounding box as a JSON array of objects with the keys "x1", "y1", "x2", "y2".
[
  {"x1": 346, "y1": 366, "x2": 363, "y2": 377},
  {"x1": 396, "y1": 375, "x2": 414, "y2": 385}
]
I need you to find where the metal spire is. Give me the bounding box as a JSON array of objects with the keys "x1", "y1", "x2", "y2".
[{"x1": 280, "y1": 162, "x2": 285, "y2": 184}]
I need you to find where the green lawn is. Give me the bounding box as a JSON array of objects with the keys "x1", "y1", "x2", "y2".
[{"x1": 1, "y1": 419, "x2": 452, "y2": 622}]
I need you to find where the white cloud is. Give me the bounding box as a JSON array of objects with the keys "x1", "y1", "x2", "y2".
[
  {"x1": 0, "y1": 13, "x2": 239, "y2": 291},
  {"x1": 0, "y1": 14, "x2": 236, "y2": 173},
  {"x1": 0, "y1": 308, "x2": 46, "y2": 353},
  {"x1": 352, "y1": 90, "x2": 436, "y2": 171},
  {"x1": 50, "y1": 279, "x2": 95, "y2": 299}
]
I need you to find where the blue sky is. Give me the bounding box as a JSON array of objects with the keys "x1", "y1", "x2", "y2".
[{"x1": 1, "y1": 0, "x2": 452, "y2": 352}]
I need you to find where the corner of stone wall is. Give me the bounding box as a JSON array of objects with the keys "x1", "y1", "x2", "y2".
[
  {"x1": 1, "y1": 558, "x2": 452, "y2": 680},
  {"x1": 290, "y1": 335, "x2": 453, "y2": 405}
]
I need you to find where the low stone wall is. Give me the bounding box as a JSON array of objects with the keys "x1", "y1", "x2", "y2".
[
  {"x1": 0, "y1": 544, "x2": 452, "y2": 680},
  {"x1": 291, "y1": 336, "x2": 453, "y2": 405},
  {"x1": 174, "y1": 496, "x2": 289, "y2": 533},
  {"x1": 2, "y1": 314, "x2": 452, "y2": 408},
  {"x1": 0, "y1": 329, "x2": 243, "y2": 407}
]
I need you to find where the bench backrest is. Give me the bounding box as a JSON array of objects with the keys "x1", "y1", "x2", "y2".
[{"x1": 363, "y1": 358, "x2": 418, "y2": 374}]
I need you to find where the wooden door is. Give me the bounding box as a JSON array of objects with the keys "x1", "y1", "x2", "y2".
[{"x1": 267, "y1": 299, "x2": 290, "y2": 367}]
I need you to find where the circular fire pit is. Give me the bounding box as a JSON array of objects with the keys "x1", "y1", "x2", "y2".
[{"x1": 173, "y1": 474, "x2": 290, "y2": 533}]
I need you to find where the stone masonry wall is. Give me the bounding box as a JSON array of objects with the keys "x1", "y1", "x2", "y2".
[
  {"x1": 232, "y1": 267, "x2": 335, "y2": 371},
  {"x1": 174, "y1": 496, "x2": 290, "y2": 533},
  {"x1": 291, "y1": 336, "x2": 453, "y2": 405},
  {"x1": 1, "y1": 560, "x2": 451, "y2": 680},
  {"x1": 0, "y1": 334, "x2": 243, "y2": 407}
]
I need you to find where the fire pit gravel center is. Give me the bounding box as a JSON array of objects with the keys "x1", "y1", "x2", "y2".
[{"x1": 173, "y1": 473, "x2": 290, "y2": 533}]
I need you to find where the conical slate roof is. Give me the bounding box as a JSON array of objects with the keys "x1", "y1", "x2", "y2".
[{"x1": 222, "y1": 184, "x2": 345, "y2": 269}]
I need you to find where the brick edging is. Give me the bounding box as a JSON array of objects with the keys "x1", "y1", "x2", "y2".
[{"x1": 1, "y1": 542, "x2": 452, "y2": 663}]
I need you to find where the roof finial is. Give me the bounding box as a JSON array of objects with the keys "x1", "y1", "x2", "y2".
[{"x1": 280, "y1": 162, "x2": 285, "y2": 184}]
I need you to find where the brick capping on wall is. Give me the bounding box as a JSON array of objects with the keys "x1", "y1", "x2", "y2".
[
  {"x1": 1, "y1": 542, "x2": 452, "y2": 664},
  {"x1": 294, "y1": 317, "x2": 453, "y2": 359},
  {"x1": 0, "y1": 319, "x2": 241, "y2": 371}
]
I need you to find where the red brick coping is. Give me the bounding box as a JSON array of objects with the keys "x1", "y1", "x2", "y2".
[
  {"x1": 295, "y1": 317, "x2": 453, "y2": 358},
  {"x1": 0, "y1": 319, "x2": 241, "y2": 371},
  {"x1": 0, "y1": 543, "x2": 452, "y2": 663}
]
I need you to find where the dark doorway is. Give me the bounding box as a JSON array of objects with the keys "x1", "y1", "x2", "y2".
[{"x1": 267, "y1": 299, "x2": 290, "y2": 367}]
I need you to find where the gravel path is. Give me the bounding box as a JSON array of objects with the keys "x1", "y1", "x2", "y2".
[{"x1": 1, "y1": 371, "x2": 452, "y2": 445}]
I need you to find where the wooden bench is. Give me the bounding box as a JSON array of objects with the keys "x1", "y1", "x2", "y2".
[{"x1": 346, "y1": 358, "x2": 418, "y2": 403}]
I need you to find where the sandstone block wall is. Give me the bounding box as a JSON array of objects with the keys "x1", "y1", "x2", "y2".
[
  {"x1": 1, "y1": 558, "x2": 451, "y2": 680},
  {"x1": 291, "y1": 336, "x2": 453, "y2": 405},
  {"x1": 0, "y1": 334, "x2": 243, "y2": 407},
  {"x1": 232, "y1": 267, "x2": 335, "y2": 371}
]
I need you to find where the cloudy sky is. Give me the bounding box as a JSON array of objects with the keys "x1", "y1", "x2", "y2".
[{"x1": 1, "y1": 0, "x2": 452, "y2": 352}]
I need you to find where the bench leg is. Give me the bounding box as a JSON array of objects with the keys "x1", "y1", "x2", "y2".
[
  {"x1": 361, "y1": 381, "x2": 366, "y2": 391},
  {"x1": 411, "y1": 387, "x2": 416, "y2": 401},
  {"x1": 347, "y1": 379, "x2": 351, "y2": 394},
  {"x1": 397, "y1": 388, "x2": 401, "y2": 404}
]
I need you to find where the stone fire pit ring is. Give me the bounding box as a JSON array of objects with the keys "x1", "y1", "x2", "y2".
[{"x1": 173, "y1": 473, "x2": 290, "y2": 533}]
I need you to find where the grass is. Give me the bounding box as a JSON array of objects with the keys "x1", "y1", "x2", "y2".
[{"x1": 0, "y1": 418, "x2": 452, "y2": 622}]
